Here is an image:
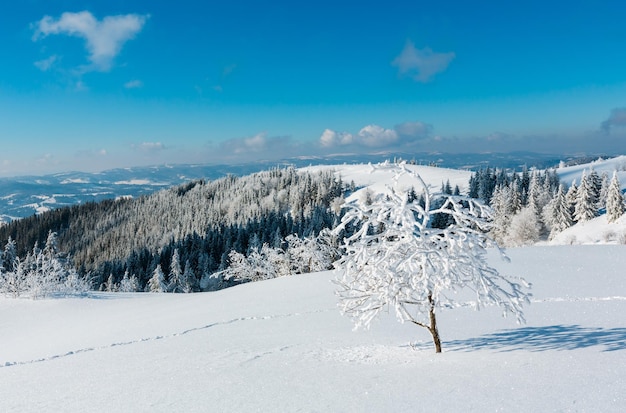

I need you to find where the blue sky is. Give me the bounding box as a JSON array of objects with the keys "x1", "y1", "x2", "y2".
[{"x1": 1, "y1": 0, "x2": 626, "y2": 176}]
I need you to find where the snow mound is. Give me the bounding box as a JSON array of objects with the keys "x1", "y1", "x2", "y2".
[{"x1": 548, "y1": 213, "x2": 626, "y2": 245}]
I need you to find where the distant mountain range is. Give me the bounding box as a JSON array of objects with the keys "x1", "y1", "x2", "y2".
[{"x1": 0, "y1": 151, "x2": 599, "y2": 223}]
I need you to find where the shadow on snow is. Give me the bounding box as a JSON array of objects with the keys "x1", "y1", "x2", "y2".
[{"x1": 445, "y1": 325, "x2": 626, "y2": 352}]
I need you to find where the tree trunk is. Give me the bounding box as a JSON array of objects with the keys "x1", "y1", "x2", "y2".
[{"x1": 428, "y1": 292, "x2": 442, "y2": 353}]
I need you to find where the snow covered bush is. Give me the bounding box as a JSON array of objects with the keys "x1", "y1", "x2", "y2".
[
  {"x1": 286, "y1": 230, "x2": 338, "y2": 274},
  {"x1": 0, "y1": 232, "x2": 91, "y2": 298},
  {"x1": 506, "y1": 207, "x2": 541, "y2": 247},
  {"x1": 332, "y1": 162, "x2": 531, "y2": 353}
]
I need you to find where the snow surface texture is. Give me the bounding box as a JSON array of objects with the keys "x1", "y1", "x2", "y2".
[{"x1": 1, "y1": 246, "x2": 625, "y2": 412}]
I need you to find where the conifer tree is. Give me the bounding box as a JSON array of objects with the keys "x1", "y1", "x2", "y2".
[
  {"x1": 574, "y1": 171, "x2": 598, "y2": 222},
  {"x1": 119, "y1": 270, "x2": 139, "y2": 292},
  {"x1": 490, "y1": 185, "x2": 511, "y2": 244},
  {"x1": 181, "y1": 260, "x2": 196, "y2": 293},
  {"x1": 588, "y1": 168, "x2": 603, "y2": 208},
  {"x1": 106, "y1": 274, "x2": 117, "y2": 292},
  {"x1": 168, "y1": 249, "x2": 183, "y2": 292},
  {"x1": 599, "y1": 172, "x2": 610, "y2": 210},
  {"x1": 148, "y1": 264, "x2": 167, "y2": 292},
  {"x1": 606, "y1": 172, "x2": 625, "y2": 223},
  {"x1": 546, "y1": 184, "x2": 573, "y2": 239},
  {"x1": 565, "y1": 181, "x2": 578, "y2": 222}
]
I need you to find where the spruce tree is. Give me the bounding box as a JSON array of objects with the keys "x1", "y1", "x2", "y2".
[
  {"x1": 574, "y1": 171, "x2": 598, "y2": 222},
  {"x1": 565, "y1": 181, "x2": 578, "y2": 222},
  {"x1": 148, "y1": 264, "x2": 167, "y2": 292},
  {"x1": 547, "y1": 185, "x2": 573, "y2": 239},
  {"x1": 606, "y1": 172, "x2": 625, "y2": 223},
  {"x1": 490, "y1": 186, "x2": 511, "y2": 244},
  {"x1": 168, "y1": 249, "x2": 183, "y2": 292}
]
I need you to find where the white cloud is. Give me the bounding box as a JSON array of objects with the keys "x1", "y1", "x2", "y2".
[
  {"x1": 319, "y1": 129, "x2": 354, "y2": 147},
  {"x1": 320, "y1": 125, "x2": 399, "y2": 148},
  {"x1": 391, "y1": 40, "x2": 455, "y2": 82},
  {"x1": 34, "y1": 55, "x2": 59, "y2": 71},
  {"x1": 32, "y1": 11, "x2": 148, "y2": 72},
  {"x1": 124, "y1": 79, "x2": 143, "y2": 89},
  {"x1": 242, "y1": 133, "x2": 268, "y2": 153},
  {"x1": 356, "y1": 125, "x2": 398, "y2": 147}
]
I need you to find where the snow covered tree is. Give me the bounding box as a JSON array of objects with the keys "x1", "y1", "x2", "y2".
[
  {"x1": 574, "y1": 171, "x2": 598, "y2": 222},
  {"x1": 544, "y1": 184, "x2": 573, "y2": 239},
  {"x1": 180, "y1": 260, "x2": 196, "y2": 293},
  {"x1": 148, "y1": 264, "x2": 167, "y2": 292},
  {"x1": 606, "y1": 171, "x2": 625, "y2": 223},
  {"x1": 168, "y1": 249, "x2": 183, "y2": 292},
  {"x1": 599, "y1": 172, "x2": 610, "y2": 210},
  {"x1": 27, "y1": 239, "x2": 66, "y2": 298},
  {"x1": 506, "y1": 207, "x2": 541, "y2": 247},
  {"x1": 333, "y1": 163, "x2": 530, "y2": 353},
  {"x1": 105, "y1": 274, "x2": 117, "y2": 292},
  {"x1": 565, "y1": 181, "x2": 578, "y2": 221},
  {"x1": 118, "y1": 270, "x2": 139, "y2": 292},
  {"x1": 2, "y1": 237, "x2": 17, "y2": 273},
  {"x1": 286, "y1": 231, "x2": 337, "y2": 274},
  {"x1": 0, "y1": 238, "x2": 24, "y2": 297},
  {"x1": 489, "y1": 185, "x2": 512, "y2": 244},
  {"x1": 220, "y1": 250, "x2": 251, "y2": 283},
  {"x1": 489, "y1": 184, "x2": 523, "y2": 245},
  {"x1": 526, "y1": 171, "x2": 543, "y2": 213},
  {"x1": 63, "y1": 268, "x2": 91, "y2": 295},
  {"x1": 588, "y1": 168, "x2": 603, "y2": 208},
  {"x1": 262, "y1": 244, "x2": 290, "y2": 278}
]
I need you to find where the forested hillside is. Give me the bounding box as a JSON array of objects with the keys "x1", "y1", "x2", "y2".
[{"x1": 0, "y1": 168, "x2": 346, "y2": 291}]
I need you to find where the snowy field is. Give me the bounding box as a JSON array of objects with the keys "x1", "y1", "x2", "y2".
[{"x1": 1, "y1": 245, "x2": 625, "y2": 412}]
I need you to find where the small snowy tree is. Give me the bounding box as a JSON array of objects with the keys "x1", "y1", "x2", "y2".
[
  {"x1": 506, "y1": 206, "x2": 541, "y2": 246},
  {"x1": 180, "y1": 260, "x2": 196, "y2": 293},
  {"x1": 63, "y1": 268, "x2": 91, "y2": 295},
  {"x1": 118, "y1": 270, "x2": 139, "y2": 292},
  {"x1": 544, "y1": 184, "x2": 573, "y2": 239},
  {"x1": 0, "y1": 238, "x2": 25, "y2": 298},
  {"x1": 565, "y1": 181, "x2": 578, "y2": 221},
  {"x1": 333, "y1": 163, "x2": 530, "y2": 353},
  {"x1": 286, "y1": 231, "x2": 336, "y2": 274},
  {"x1": 606, "y1": 171, "x2": 625, "y2": 223},
  {"x1": 168, "y1": 249, "x2": 183, "y2": 292},
  {"x1": 574, "y1": 171, "x2": 598, "y2": 222},
  {"x1": 148, "y1": 264, "x2": 167, "y2": 293},
  {"x1": 105, "y1": 274, "x2": 117, "y2": 292},
  {"x1": 220, "y1": 250, "x2": 252, "y2": 283},
  {"x1": 599, "y1": 172, "x2": 610, "y2": 210}
]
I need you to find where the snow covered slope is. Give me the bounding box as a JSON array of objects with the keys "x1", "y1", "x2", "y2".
[
  {"x1": 557, "y1": 155, "x2": 626, "y2": 187},
  {"x1": 304, "y1": 162, "x2": 472, "y2": 199},
  {"x1": 1, "y1": 246, "x2": 625, "y2": 412}
]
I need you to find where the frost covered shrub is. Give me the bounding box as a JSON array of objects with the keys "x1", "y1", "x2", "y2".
[
  {"x1": 333, "y1": 163, "x2": 530, "y2": 353},
  {"x1": 0, "y1": 232, "x2": 91, "y2": 299},
  {"x1": 505, "y1": 207, "x2": 541, "y2": 247},
  {"x1": 602, "y1": 230, "x2": 616, "y2": 243}
]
